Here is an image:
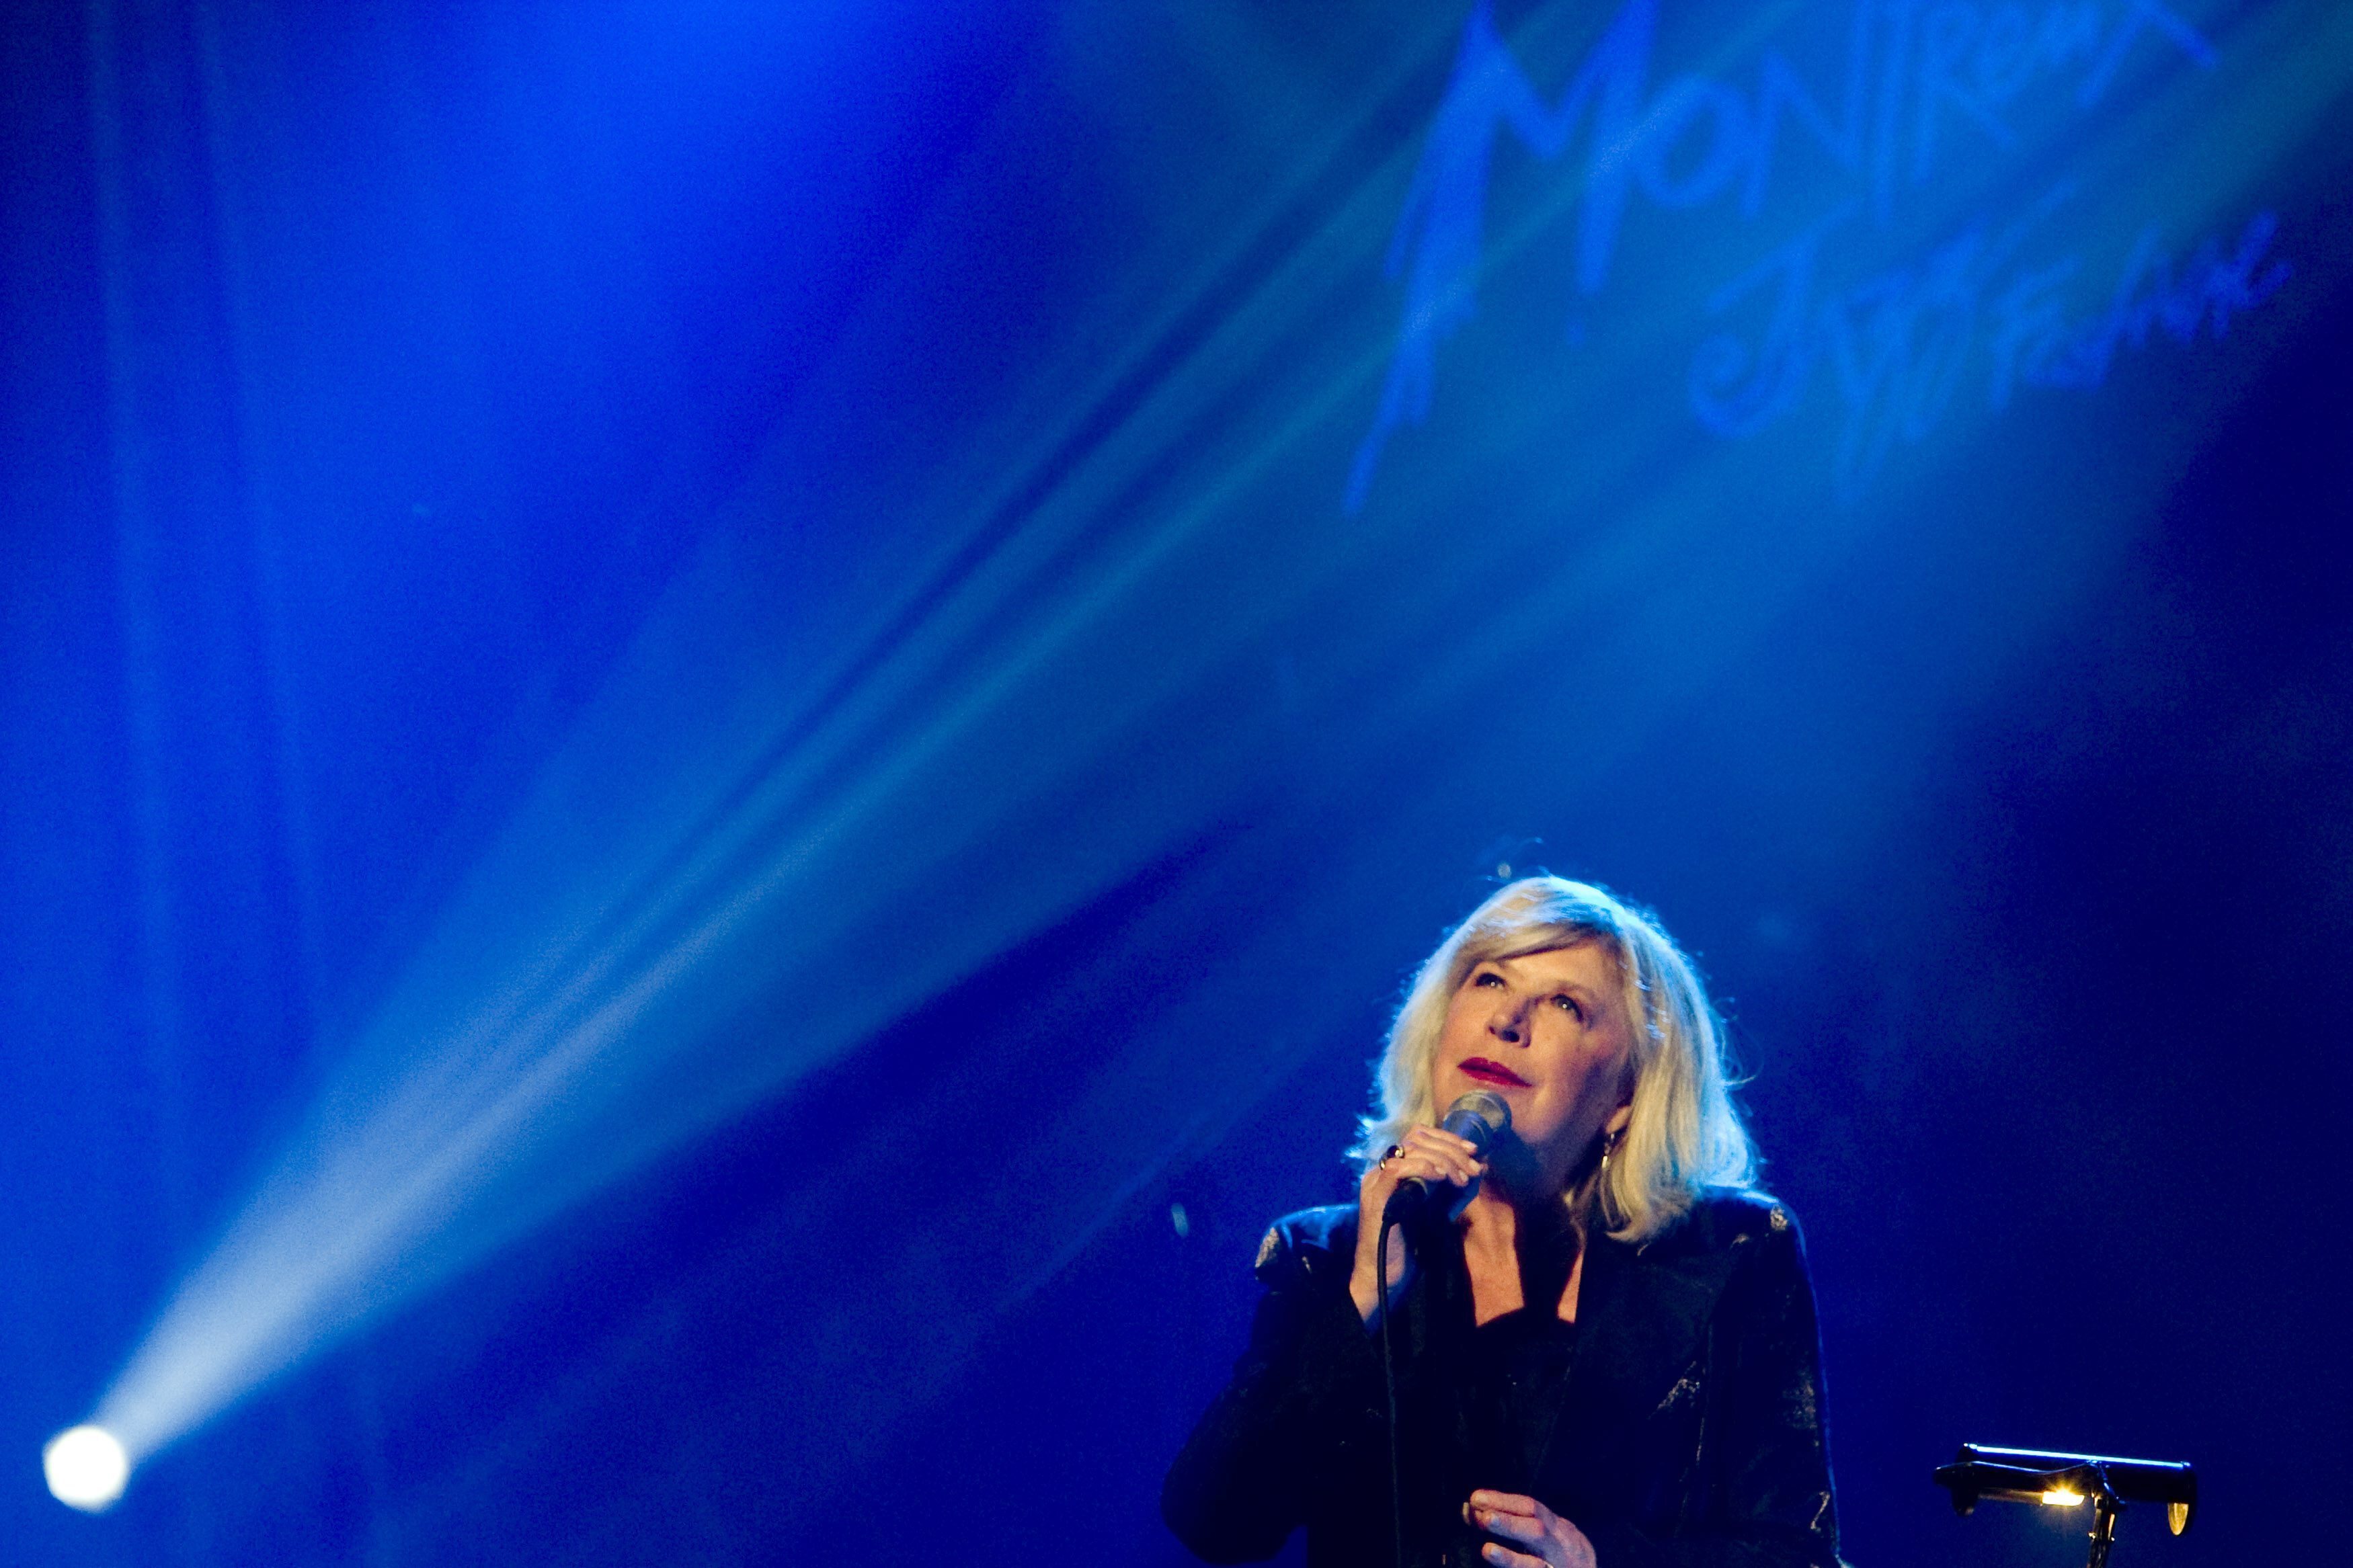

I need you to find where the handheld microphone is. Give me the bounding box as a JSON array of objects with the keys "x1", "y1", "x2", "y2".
[{"x1": 1382, "y1": 1091, "x2": 1512, "y2": 1227}]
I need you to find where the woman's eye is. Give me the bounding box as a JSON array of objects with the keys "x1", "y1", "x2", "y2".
[
  {"x1": 1551, "y1": 994, "x2": 1583, "y2": 1019},
  {"x1": 1472, "y1": 971, "x2": 1503, "y2": 987}
]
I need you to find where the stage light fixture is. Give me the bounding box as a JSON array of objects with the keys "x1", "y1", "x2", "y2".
[
  {"x1": 42, "y1": 1424, "x2": 129, "y2": 1512},
  {"x1": 1935, "y1": 1443, "x2": 2195, "y2": 1568}
]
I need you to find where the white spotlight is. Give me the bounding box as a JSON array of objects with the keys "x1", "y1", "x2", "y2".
[{"x1": 43, "y1": 1424, "x2": 129, "y2": 1512}]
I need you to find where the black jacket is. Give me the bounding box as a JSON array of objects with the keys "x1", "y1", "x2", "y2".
[{"x1": 1163, "y1": 1190, "x2": 1839, "y2": 1568}]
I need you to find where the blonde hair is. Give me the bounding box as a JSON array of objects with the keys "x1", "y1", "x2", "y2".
[{"x1": 1353, "y1": 876, "x2": 1755, "y2": 1243}]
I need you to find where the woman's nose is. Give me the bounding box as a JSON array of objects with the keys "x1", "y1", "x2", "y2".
[{"x1": 1488, "y1": 997, "x2": 1527, "y2": 1044}]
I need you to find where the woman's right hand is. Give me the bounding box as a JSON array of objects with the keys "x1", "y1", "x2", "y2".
[{"x1": 1349, "y1": 1124, "x2": 1486, "y2": 1320}]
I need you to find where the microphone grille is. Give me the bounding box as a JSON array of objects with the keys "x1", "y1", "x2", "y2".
[{"x1": 1442, "y1": 1090, "x2": 1512, "y2": 1147}]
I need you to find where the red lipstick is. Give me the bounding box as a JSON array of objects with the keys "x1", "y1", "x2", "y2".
[{"x1": 1458, "y1": 1057, "x2": 1530, "y2": 1088}]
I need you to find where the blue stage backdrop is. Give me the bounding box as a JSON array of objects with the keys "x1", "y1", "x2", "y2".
[{"x1": 3, "y1": 0, "x2": 2350, "y2": 1563}]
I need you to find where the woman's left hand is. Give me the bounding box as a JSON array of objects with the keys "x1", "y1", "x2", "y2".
[{"x1": 1465, "y1": 1490, "x2": 1597, "y2": 1568}]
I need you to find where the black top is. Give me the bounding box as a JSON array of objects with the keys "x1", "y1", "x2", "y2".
[
  {"x1": 1162, "y1": 1190, "x2": 1841, "y2": 1568},
  {"x1": 1468, "y1": 1308, "x2": 1580, "y2": 1493}
]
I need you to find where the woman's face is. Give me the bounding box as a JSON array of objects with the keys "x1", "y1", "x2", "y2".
[{"x1": 1433, "y1": 942, "x2": 1634, "y2": 1188}]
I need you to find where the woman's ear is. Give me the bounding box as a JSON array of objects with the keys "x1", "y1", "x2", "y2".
[{"x1": 1605, "y1": 1057, "x2": 1636, "y2": 1138}]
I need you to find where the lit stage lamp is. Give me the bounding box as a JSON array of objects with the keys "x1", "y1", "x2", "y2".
[
  {"x1": 1933, "y1": 1444, "x2": 2196, "y2": 1568},
  {"x1": 42, "y1": 1425, "x2": 129, "y2": 1512}
]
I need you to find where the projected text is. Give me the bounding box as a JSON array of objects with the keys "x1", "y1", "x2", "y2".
[{"x1": 1349, "y1": 0, "x2": 2281, "y2": 508}]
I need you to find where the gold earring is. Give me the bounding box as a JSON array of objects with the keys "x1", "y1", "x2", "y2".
[{"x1": 1595, "y1": 1128, "x2": 1628, "y2": 1230}]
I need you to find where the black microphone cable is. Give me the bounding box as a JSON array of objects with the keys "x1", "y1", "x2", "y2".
[
  {"x1": 1377, "y1": 1213, "x2": 1405, "y2": 1568},
  {"x1": 1373, "y1": 1095, "x2": 1507, "y2": 1568}
]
